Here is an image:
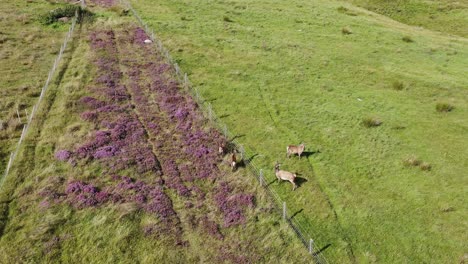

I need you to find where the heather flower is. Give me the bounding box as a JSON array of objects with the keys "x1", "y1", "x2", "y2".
[{"x1": 55, "y1": 150, "x2": 71, "y2": 161}]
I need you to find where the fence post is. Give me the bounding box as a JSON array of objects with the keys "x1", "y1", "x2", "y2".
[
  {"x1": 259, "y1": 169, "x2": 264, "y2": 186},
  {"x1": 222, "y1": 124, "x2": 227, "y2": 137},
  {"x1": 283, "y1": 201, "x2": 286, "y2": 221},
  {"x1": 207, "y1": 103, "x2": 213, "y2": 121},
  {"x1": 16, "y1": 108, "x2": 21, "y2": 123},
  {"x1": 7, "y1": 152, "x2": 13, "y2": 172},
  {"x1": 239, "y1": 145, "x2": 245, "y2": 159},
  {"x1": 309, "y1": 239, "x2": 314, "y2": 254},
  {"x1": 184, "y1": 73, "x2": 188, "y2": 89}
]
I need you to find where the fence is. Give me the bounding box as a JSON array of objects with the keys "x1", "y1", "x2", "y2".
[
  {"x1": 120, "y1": 1, "x2": 330, "y2": 263},
  {"x1": 0, "y1": 11, "x2": 79, "y2": 190}
]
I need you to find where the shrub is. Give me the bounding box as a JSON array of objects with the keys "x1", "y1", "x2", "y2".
[
  {"x1": 39, "y1": 5, "x2": 94, "y2": 25},
  {"x1": 362, "y1": 117, "x2": 382, "y2": 127},
  {"x1": 403, "y1": 156, "x2": 421, "y2": 167},
  {"x1": 392, "y1": 81, "x2": 404, "y2": 91},
  {"x1": 342, "y1": 27, "x2": 352, "y2": 35},
  {"x1": 419, "y1": 162, "x2": 432, "y2": 171},
  {"x1": 402, "y1": 36, "x2": 413, "y2": 43},
  {"x1": 223, "y1": 16, "x2": 234, "y2": 22},
  {"x1": 39, "y1": 5, "x2": 79, "y2": 25},
  {"x1": 436, "y1": 102, "x2": 454, "y2": 112}
]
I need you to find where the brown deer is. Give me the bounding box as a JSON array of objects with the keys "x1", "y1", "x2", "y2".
[
  {"x1": 274, "y1": 163, "x2": 297, "y2": 191},
  {"x1": 230, "y1": 153, "x2": 237, "y2": 172},
  {"x1": 287, "y1": 143, "x2": 305, "y2": 159}
]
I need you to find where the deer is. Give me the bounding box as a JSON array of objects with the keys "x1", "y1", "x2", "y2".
[
  {"x1": 218, "y1": 142, "x2": 226, "y2": 156},
  {"x1": 230, "y1": 152, "x2": 237, "y2": 172},
  {"x1": 274, "y1": 163, "x2": 297, "y2": 191},
  {"x1": 286, "y1": 143, "x2": 305, "y2": 159}
]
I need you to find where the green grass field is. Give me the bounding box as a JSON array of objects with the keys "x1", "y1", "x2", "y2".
[
  {"x1": 129, "y1": 0, "x2": 468, "y2": 262},
  {"x1": 344, "y1": 0, "x2": 468, "y2": 38},
  {"x1": 0, "y1": 1, "x2": 311, "y2": 263},
  {"x1": 0, "y1": 0, "x2": 71, "y2": 172}
]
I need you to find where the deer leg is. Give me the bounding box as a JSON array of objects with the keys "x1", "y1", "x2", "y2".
[{"x1": 291, "y1": 180, "x2": 297, "y2": 191}]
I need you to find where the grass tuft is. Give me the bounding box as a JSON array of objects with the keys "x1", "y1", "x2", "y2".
[
  {"x1": 362, "y1": 117, "x2": 382, "y2": 127},
  {"x1": 392, "y1": 80, "x2": 404, "y2": 91},
  {"x1": 342, "y1": 26, "x2": 352, "y2": 35},
  {"x1": 402, "y1": 36, "x2": 414, "y2": 43},
  {"x1": 436, "y1": 102, "x2": 454, "y2": 112},
  {"x1": 223, "y1": 16, "x2": 234, "y2": 22},
  {"x1": 419, "y1": 162, "x2": 432, "y2": 171},
  {"x1": 403, "y1": 156, "x2": 421, "y2": 167}
]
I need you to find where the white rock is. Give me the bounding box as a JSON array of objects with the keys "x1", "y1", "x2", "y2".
[{"x1": 144, "y1": 39, "x2": 152, "y2": 44}]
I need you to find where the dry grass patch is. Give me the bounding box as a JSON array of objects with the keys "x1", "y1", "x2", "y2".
[
  {"x1": 362, "y1": 117, "x2": 382, "y2": 128},
  {"x1": 436, "y1": 102, "x2": 454, "y2": 112}
]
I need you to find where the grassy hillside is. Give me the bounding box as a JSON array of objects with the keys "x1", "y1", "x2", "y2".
[
  {"x1": 343, "y1": 0, "x2": 468, "y2": 37},
  {"x1": 0, "y1": 0, "x2": 70, "y2": 173},
  {"x1": 0, "y1": 1, "x2": 310, "y2": 263},
  {"x1": 129, "y1": 0, "x2": 468, "y2": 262}
]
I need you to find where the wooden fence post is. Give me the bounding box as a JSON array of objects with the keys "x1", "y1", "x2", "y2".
[
  {"x1": 259, "y1": 169, "x2": 264, "y2": 186},
  {"x1": 223, "y1": 124, "x2": 227, "y2": 137},
  {"x1": 16, "y1": 108, "x2": 21, "y2": 123},
  {"x1": 283, "y1": 202, "x2": 286, "y2": 221},
  {"x1": 309, "y1": 239, "x2": 314, "y2": 254}
]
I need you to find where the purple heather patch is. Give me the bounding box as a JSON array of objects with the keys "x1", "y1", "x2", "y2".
[{"x1": 55, "y1": 150, "x2": 71, "y2": 161}]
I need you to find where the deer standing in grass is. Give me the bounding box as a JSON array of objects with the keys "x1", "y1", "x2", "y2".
[
  {"x1": 287, "y1": 143, "x2": 305, "y2": 159},
  {"x1": 230, "y1": 153, "x2": 237, "y2": 172},
  {"x1": 275, "y1": 163, "x2": 297, "y2": 191}
]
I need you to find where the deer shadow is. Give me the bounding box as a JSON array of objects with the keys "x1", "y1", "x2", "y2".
[
  {"x1": 230, "y1": 154, "x2": 258, "y2": 172},
  {"x1": 241, "y1": 153, "x2": 258, "y2": 167},
  {"x1": 299, "y1": 150, "x2": 320, "y2": 158},
  {"x1": 295, "y1": 176, "x2": 308, "y2": 188}
]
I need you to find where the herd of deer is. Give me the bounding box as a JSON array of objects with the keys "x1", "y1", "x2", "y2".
[{"x1": 219, "y1": 142, "x2": 305, "y2": 191}]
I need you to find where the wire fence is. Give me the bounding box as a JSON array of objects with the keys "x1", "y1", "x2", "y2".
[
  {"x1": 0, "y1": 11, "x2": 79, "y2": 190},
  {"x1": 121, "y1": 1, "x2": 330, "y2": 262}
]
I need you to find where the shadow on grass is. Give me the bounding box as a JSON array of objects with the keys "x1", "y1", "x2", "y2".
[
  {"x1": 313, "y1": 244, "x2": 332, "y2": 256},
  {"x1": 290, "y1": 208, "x2": 303, "y2": 219},
  {"x1": 266, "y1": 177, "x2": 307, "y2": 190},
  {"x1": 301, "y1": 150, "x2": 320, "y2": 158},
  {"x1": 230, "y1": 134, "x2": 245, "y2": 141},
  {"x1": 295, "y1": 176, "x2": 308, "y2": 188},
  {"x1": 241, "y1": 153, "x2": 259, "y2": 167}
]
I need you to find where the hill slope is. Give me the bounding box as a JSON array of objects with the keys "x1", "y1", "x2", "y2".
[
  {"x1": 0, "y1": 1, "x2": 310, "y2": 262},
  {"x1": 129, "y1": 0, "x2": 468, "y2": 262}
]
